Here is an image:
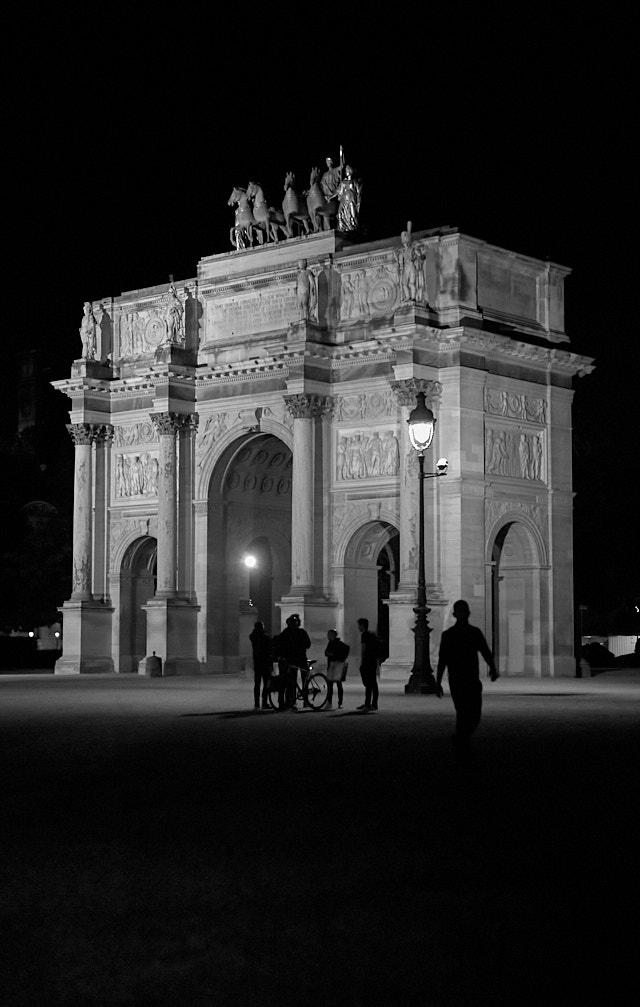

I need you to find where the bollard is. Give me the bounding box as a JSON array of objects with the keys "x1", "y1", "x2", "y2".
[{"x1": 139, "y1": 651, "x2": 162, "y2": 677}]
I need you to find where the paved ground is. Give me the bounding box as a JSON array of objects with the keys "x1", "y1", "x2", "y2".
[{"x1": 1, "y1": 670, "x2": 638, "y2": 1006}]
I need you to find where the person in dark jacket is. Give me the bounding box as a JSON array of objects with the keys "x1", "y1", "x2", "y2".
[
  {"x1": 357, "y1": 617, "x2": 380, "y2": 711},
  {"x1": 324, "y1": 629, "x2": 350, "y2": 709},
  {"x1": 274, "y1": 614, "x2": 311, "y2": 709},
  {"x1": 249, "y1": 621, "x2": 273, "y2": 709},
  {"x1": 436, "y1": 599, "x2": 499, "y2": 756}
]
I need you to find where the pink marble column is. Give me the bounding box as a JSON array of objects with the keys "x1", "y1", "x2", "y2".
[
  {"x1": 284, "y1": 394, "x2": 333, "y2": 593},
  {"x1": 151, "y1": 412, "x2": 181, "y2": 598},
  {"x1": 67, "y1": 423, "x2": 97, "y2": 601}
]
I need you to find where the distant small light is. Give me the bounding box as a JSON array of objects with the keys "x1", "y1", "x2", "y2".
[
  {"x1": 244, "y1": 555, "x2": 257, "y2": 569},
  {"x1": 54, "y1": 632, "x2": 60, "y2": 638},
  {"x1": 28, "y1": 631, "x2": 35, "y2": 638}
]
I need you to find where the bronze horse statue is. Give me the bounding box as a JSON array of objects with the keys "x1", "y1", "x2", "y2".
[
  {"x1": 227, "y1": 186, "x2": 263, "y2": 249},
  {"x1": 246, "y1": 181, "x2": 289, "y2": 243},
  {"x1": 282, "y1": 172, "x2": 312, "y2": 238}
]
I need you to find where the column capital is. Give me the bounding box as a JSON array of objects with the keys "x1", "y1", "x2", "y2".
[
  {"x1": 66, "y1": 422, "x2": 97, "y2": 446},
  {"x1": 390, "y1": 379, "x2": 442, "y2": 409},
  {"x1": 178, "y1": 414, "x2": 199, "y2": 435},
  {"x1": 150, "y1": 411, "x2": 183, "y2": 436},
  {"x1": 284, "y1": 393, "x2": 335, "y2": 420},
  {"x1": 94, "y1": 423, "x2": 115, "y2": 445}
]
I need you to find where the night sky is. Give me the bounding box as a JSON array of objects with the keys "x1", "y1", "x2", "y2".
[{"x1": 5, "y1": 9, "x2": 637, "y2": 626}]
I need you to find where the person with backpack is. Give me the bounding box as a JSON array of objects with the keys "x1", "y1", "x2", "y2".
[
  {"x1": 356, "y1": 617, "x2": 380, "y2": 711},
  {"x1": 324, "y1": 629, "x2": 350, "y2": 709}
]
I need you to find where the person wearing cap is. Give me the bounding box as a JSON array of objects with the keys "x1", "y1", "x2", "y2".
[{"x1": 275, "y1": 614, "x2": 311, "y2": 710}]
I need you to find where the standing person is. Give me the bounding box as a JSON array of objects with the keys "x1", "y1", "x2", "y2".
[
  {"x1": 275, "y1": 614, "x2": 311, "y2": 710},
  {"x1": 356, "y1": 618, "x2": 380, "y2": 711},
  {"x1": 324, "y1": 629, "x2": 350, "y2": 710},
  {"x1": 436, "y1": 599, "x2": 499, "y2": 756},
  {"x1": 249, "y1": 621, "x2": 272, "y2": 710}
]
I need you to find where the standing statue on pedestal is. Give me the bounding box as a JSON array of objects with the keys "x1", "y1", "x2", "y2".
[
  {"x1": 296, "y1": 259, "x2": 317, "y2": 321},
  {"x1": 79, "y1": 301, "x2": 97, "y2": 360},
  {"x1": 396, "y1": 222, "x2": 428, "y2": 304},
  {"x1": 165, "y1": 283, "x2": 184, "y2": 344},
  {"x1": 335, "y1": 165, "x2": 362, "y2": 233}
]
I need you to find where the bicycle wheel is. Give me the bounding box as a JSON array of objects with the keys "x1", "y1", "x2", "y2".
[{"x1": 304, "y1": 673, "x2": 329, "y2": 710}]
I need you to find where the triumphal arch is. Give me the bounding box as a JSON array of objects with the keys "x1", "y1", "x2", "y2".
[{"x1": 54, "y1": 170, "x2": 593, "y2": 678}]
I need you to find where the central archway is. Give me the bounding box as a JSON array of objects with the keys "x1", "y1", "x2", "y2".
[{"x1": 207, "y1": 433, "x2": 292, "y2": 673}]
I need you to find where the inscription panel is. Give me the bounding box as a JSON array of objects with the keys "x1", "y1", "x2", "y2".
[{"x1": 206, "y1": 288, "x2": 298, "y2": 339}]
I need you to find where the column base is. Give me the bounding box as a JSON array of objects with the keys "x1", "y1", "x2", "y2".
[
  {"x1": 55, "y1": 598, "x2": 115, "y2": 675},
  {"x1": 142, "y1": 596, "x2": 202, "y2": 676}
]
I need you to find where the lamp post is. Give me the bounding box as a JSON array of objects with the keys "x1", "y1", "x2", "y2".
[{"x1": 405, "y1": 391, "x2": 448, "y2": 695}]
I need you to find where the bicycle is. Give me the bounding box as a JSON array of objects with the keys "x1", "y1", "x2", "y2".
[{"x1": 267, "y1": 659, "x2": 329, "y2": 711}]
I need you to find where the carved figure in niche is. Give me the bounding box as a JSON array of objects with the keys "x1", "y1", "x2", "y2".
[
  {"x1": 132, "y1": 314, "x2": 145, "y2": 354},
  {"x1": 116, "y1": 455, "x2": 127, "y2": 497},
  {"x1": 519, "y1": 434, "x2": 530, "y2": 481},
  {"x1": 335, "y1": 165, "x2": 361, "y2": 232},
  {"x1": 165, "y1": 284, "x2": 184, "y2": 344},
  {"x1": 365, "y1": 432, "x2": 383, "y2": 476},
  {"x1": 341, "y1": 273, "x2": 356, "y2": 319},
  {"x1": 297, "y1": 259, "x2": 317, "y2": 321},
  {"x1": 532, "y1": 435, "x2": 543, "y2": 480},
  {"x1": 120, "y1": 313, "x2": 133, "y2": 357},
  {"x1": 354, "y1": 270, "x2": 369, "y2": 315},
  {"x1": 79, "y1": 302, "x2": 97, "y2": 360},
  {"x1": 336, "y1": 439, "x2": 347, "y2": 480},
  {"x1": 382, "y1": 431, "x2": 400, "y2": 476},
  {"x1": 396, "y1": 226, "x2": 417, "y2": 301}
]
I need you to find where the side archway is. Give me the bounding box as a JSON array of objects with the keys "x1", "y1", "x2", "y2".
[
  {"x1": 488, "y1": 519, "x2": 546, "y2": 676},
  {"x1": 119, "y1": 536, "x2": 157, "y2": 673},
  {"x1": 342, "y1": 521, "x2": 399, "y2": 658}
]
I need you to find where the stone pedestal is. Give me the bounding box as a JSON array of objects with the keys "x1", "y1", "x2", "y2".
[
  {"x1": 55, "y1": 599, "x2": 115, "y2": 674},
  {"x1": 142, "y1": 597, "x2": 202, "y2": 676}
]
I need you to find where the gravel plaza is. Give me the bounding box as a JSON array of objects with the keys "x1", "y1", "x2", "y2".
[{"x1": 1, "y1": 669, "x2": 638, "y2": 1006}]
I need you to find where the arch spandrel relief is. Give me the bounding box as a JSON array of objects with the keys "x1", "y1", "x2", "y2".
[
  {"x1": 485, "y1": 500, "x2": 549, "y2": 565},
  {"x1": 331, "y1": 499, "x2": 400, "y2": 564},
  {"x1": 109, "y1": 516, "x2": 158, "y2": 572}
]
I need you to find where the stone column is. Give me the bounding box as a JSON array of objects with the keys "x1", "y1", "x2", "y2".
[
  {"x1": 178, "y1": 414, "x2": 198, "y2": 598},
  {"x1": 67, "y1": 423, "x2": 96, "y2": 601},
  {"x1": 93, "y1": 424, "x2": 114, "y2": 602},
  {"x1": 56, "y1": 423, "x2": 115, "y2": 675},
  {"x1": 284, "y1": 394, "x2": 333, "y2": 592},
  {"x1": 151, "y1": 412, "x2": 180, "y2": 599},
  {"x1": 280, "y1": 393, "x2": 337, "y2": 655},
  {"x1": 143, "y1": 412, "x2": 201, "y2": 676}
]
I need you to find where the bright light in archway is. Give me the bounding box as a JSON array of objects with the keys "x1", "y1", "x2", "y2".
[{"x1": 244, "y1": 554, "x2": 258, "y2": 569}]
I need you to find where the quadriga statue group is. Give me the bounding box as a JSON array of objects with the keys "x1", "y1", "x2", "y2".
[{"x1": 228, "y1": 148, "x2": 362, "y2": 250}]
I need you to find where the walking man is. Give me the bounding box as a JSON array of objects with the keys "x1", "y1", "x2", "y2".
[
  {"x1": 357, "y1": 618, "x2": 379, "y2": 711},
  {"x1": 436, "y1": 600, "x2": 499, "y2": 756}
]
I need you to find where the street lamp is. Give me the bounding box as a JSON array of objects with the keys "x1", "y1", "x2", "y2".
[{"x1": 405, "y1": 391, "x2": 448, "y2": 695}]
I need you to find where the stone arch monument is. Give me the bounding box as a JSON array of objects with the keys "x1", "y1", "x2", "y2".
[{"x1": 53, "y1": 210, "x2": 593, "y2": 677}]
